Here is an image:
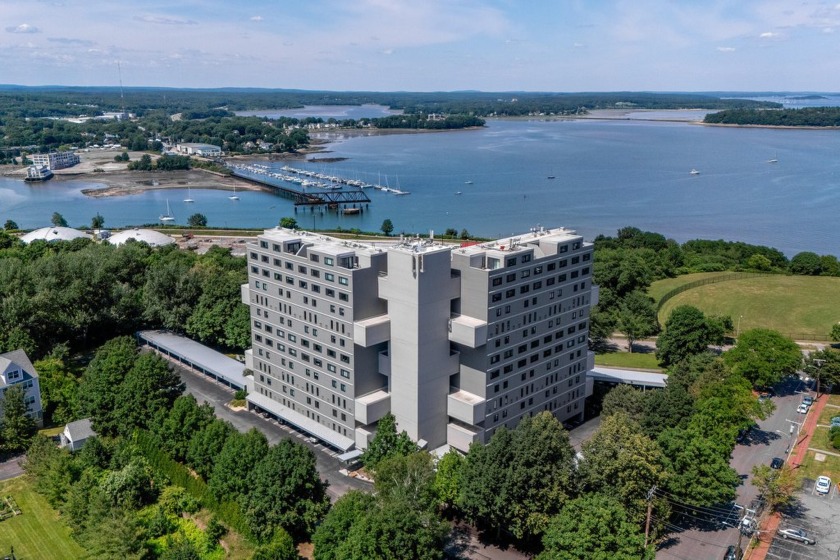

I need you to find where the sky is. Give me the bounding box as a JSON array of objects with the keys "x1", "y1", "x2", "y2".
[{"x1": 2, "y1": 0, "x2": 840, "y2": 92}]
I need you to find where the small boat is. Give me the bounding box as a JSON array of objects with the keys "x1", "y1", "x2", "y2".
[
  {"x1": 547, "y1": 175, "x2": 556, "y2": 180},
  {"x1": 465, "y1": 180, "x2": 473, "y2": 185},
  {"x1": 159, "y1": 200, "x2": 175, "y2": 222},
  {"x1": 767, "y1": 154, "x2": 778, "y2": 164},
  {"x1": 455, "y1": 191, "x2": 462, "y2": 196},
  {"x1": 689, "y1": 169, "x2": 700, "y2": 175},
  {"x1": 183, "y1": 186, "x2": 194, "y2": 203},
  {"x1": 229, "y1": 184, "x2": 239, "y2": 201}
]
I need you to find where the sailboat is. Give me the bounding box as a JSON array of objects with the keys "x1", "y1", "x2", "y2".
[
  {"x1": 767, "y1": 154, "x2": 778, "y2": 164},
  {"x1": 689, "y1": 169, "x2": 700, "y2": 175},
  {"x1": 159, "y1": 200, "x2": 175, "y2": 222},
  {"x1": 183, "y1": 186, "x2": 194, "y2": 203},
  {"x1": 229, "y1": 184, "x2": 239, "y2": 201}
]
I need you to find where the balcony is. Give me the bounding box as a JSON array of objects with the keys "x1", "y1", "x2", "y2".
[
  {"x1": 240, "y1": 283, "x2": 250, "y2": 305},
  {"x1": 447, "y1": 389, "x2": 486, "y2": 426},
  {"x1": 354, "y1": 314, "x2": 391, "y2": 347},
  {"x1": 447, "y1": 422, "x2": 481, "y2": 453},
  {"x1": 355, "y1": 389, "x2": 391, "y2": 425},
  {"x1": 448, "y1": 314, "x2": 487, "y2": 348}
]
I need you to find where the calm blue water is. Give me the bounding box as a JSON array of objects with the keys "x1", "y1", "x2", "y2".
[
  {"x1": 236, "y1": 104, "x2": 402, "y2": 120},
  {"x1": 2, "y1": 117, "x2": 839, "y2": 256}
]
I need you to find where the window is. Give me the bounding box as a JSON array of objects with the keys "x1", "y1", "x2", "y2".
[
  {"x1": 325, "y1": 257, "x2": 334, "y2": 266},
  {"x1": 506, "y1": 273, "x2": 516, "y2": 282},
  {"x1": 522, "y1": 254, "x2": 532, "y2": 263},
  {"x1": 492, "y1": 277, "x2": 503, "y2": 287},
  {"x1": 339, "y1": 293, "x2": 349, "y2": 302},
  {"x1": 521, "y1": 269, "x2": 530, "y2": 279},
  {"x1": 339, "y1": 276, "x2": 349, "y2": 286},
  {"x1": 492, "y1": 293, "x2": 502, "y2": 302},
  {"x1": 310, "y1": 254, "x2": 320, "y2": 262},
  {"x1": 506, "y1": 257, "x2": 517, "y2": 267}
]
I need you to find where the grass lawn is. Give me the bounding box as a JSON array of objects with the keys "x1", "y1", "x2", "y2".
[
  {"x1": 798, "y1": 449, "x2": 840, "y2": 483},
  {"x1": 809, "y1": 426, "x2": 834, "y2": 453},
  {"x1": 818, "y1": 405, "x2": 840, "y2": 426},
  {"x1": 38, "y1": 426, "x2": 64, "y2": 438},
  {"x1": 651, "y1": 274, "x2": 840, "y2": 339},
  {"x1": 828, "y1": 395, "x2": 840, "y2": 407},
  {"x1": 647, "y1": 272, "x2": 742, "y2": 303},
  {"x1": 0, "y1": 476, "x2": 84, "y2": 560},
  {"x1": 594, "y1": 352, "x2": 662, "y2": 370}
]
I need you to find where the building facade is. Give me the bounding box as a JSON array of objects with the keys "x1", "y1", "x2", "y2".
[
  {"x1": 30, "y1": 151, "x2": 80, "y2": 170},
  {"x1": 243, "y1": 227, "x2": 596, "y2": 452},
  {"x1": 0, "y1": 349, "x2": 43, "y2": 425},
  {"x1": 175, "y1": 143, "x2": 222, "y2": 157}
]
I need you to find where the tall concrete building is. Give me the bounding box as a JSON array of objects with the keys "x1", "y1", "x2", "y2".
[{"x1": 242, "y1": 226, "x2": 597, "y2": 453}]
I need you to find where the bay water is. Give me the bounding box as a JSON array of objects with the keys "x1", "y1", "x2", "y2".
[{"x1": 1, "y1": 115, "x2": 839, "y2": 256}]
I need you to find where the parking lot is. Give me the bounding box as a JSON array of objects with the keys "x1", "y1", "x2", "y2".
[{"x1": 765, "y1": 479, "x2": 840, "y2": 560}]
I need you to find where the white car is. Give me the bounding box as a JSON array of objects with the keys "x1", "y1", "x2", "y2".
[
  {"x1": 815, "y1": 476, "x2": 831, "y2": 495},
  {"x1": 797, "y1": 403, "x2": 809, "y2": 414}
]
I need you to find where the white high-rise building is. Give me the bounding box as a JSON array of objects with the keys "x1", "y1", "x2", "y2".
[{"x1": 242, "y1": 227, "x2": 597, "y2": 453}]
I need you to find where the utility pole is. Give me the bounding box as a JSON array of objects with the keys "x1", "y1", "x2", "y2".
[{"x1": 644, "y1": 485, "x2": 656, "y2": 548}]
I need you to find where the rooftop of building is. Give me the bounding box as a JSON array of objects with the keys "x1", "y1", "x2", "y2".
[
  {"x1": 0, "y1": 349, "x2": 38, "y2": 389},
  {"x1": 20, "y1": 226, "x2": 92, "y2": 244},
  {"x1": 107, "y1": 228, "x2": 175, "y2": 247},
  {"x1": 64, "y1": 418, "x2": 96, "y2": 442}
]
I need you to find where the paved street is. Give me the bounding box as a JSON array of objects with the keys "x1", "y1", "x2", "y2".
[
  {"x1": 174, "y1": 362, "x2": 371, "y2": 501},
  {"x1": 0, "y1": 456, "x2": 24, "y2": 481},
  {"x1": 657, "y1": 376, "x2": 812, "y2": 560}
]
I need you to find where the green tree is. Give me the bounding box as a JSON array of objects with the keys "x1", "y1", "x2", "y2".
[
  {"x1": 433, "y1": 449, "x2": 464, "y2": 509},
  {"x1": 361, "y1": 413, "x2": 416, "y2": 471},
  {"x1": 803, "y1": 348, "x2": 840, "y2": 394},
  {"x1": 78, "y1": 336, "x2": 139, "y2": 435},
  {"x1": 1, "y1": 384, "x2": 37, "y2": 453},
  {"x1": 656, "y1": 305, "x2": 724, "y2": 367},
  {"x1": 380, "y1": 218, "x2": 394, "y2": 236},
  {"x1": 751, "y1": 464, "x2": 800, "y2": 511},
  {"x1": 459, "y1": 412, "x2": 577, "y2": 540},
  {"x1": 537, "y1": 494, "x2": 654, "y2": 560},
  {"x1": 746, "y1": 253, "x2": 772, "y2": 271},
  {"x1": 3, "y1": 219, "x2": 18, "y2": 230},
  {"x1": 187, "y1": 418, "x2": 235, "y2": 479},
  {"x1": 831, "y1": 323, "x2": 840, "y2": 343},
  {"x1": 242, "y1": 439, "x2": 330, "y2": 542},
  {"x1": 51, "y1": 211, "x2": 68, "y2": 227},
  {"x1": 251, "y1": 527, "x2": 297, "y2": 560},
  {"x1": 312, "y1": 491, "x2": 377, "y2": 560},
  {"x1": 81, "y1": 507, "x2": 147, "y2": 560},
  {"x1": 33, "y1": 353, "x2": 79, "y2": 426},
  {"x1": 155, "y1": 395, "x2": 215, "y2": 462},
  {"x1": 209, "y1": 428, "x2": 268, "y2": 502},
  {"x1": 601, "y1": 384, "x2": 648, "y2": 424},
  {"x1": 658, "y1": 425, "x2": 740, "y2": 507},
  {"x1": 114, "y1": 352, "x2": 184, "y2": 435},
  {"x1": 91, "y1": 213, "x2": 105, "y2": 229},
  {"x1": 333, "y1": 500, "x2": 447, "y2": 560},
  {"x1": 615, "y1": 290, "x2": 658, "y2": 352},
  {"x1": 279, "y1": 217, "x2": 298, "y2": 229},
  {"x1": 374, "y1": 451, "x2": 437, "y2": 510},
  {"x1": 100, "y1": 457, "x2": 158, "y2": 509},
  {"x1": 790, "y1": 251, "x2": 822, "y2": 275},
  {"x1": 578, "y1": 413, "x2": 669, "y2": 525},
  {"x1": 723, "y1": 328, "x2": 802, "y2": 388},
  {"x1": 128, "y1": 154, "x2": 153, "y2": 171},
  {"x1": 187, "y1": 213, "x2": 208, "y2": 227}
]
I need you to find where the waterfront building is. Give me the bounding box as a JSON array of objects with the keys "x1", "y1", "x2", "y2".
[
  {"x1": 24, "y1": 165, "x2": 53, "y2": 182},
  {"x1": 175, "y1": 143, "x2": 222, "y2": 157},
  {"x1": 0, "y1": 349, "x2": 43, "y2": 426},
  {"x1": 30, "y1": 150, "x2": 80, "y2": 170},
  {"x1": 107, "y1": 228, "x2": 175, "y2": 247},
  {"x1": 20, "y1": 226, "x2": 92, "y2": 244},
  {"x1": 242, "y1": 227, "x2": 597, "y2": 452}
]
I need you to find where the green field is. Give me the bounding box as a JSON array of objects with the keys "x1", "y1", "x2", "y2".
[
  {"x1": 798, "y1": 449, "x2": 840, "y2": 483},
  {"x1": 0, "y1": 476, "x2": 84, "y2": 560},
  {"x1": 594, "y1": 352, "x2": 662, "y2": 370},
  {"x1": 650, "y1": 274, "x2": 840, "y2": 340}
]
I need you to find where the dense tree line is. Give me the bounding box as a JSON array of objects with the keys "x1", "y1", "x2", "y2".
[
  {"x1": 23, "y1": 337, "x2": 325, "y2": 559},
  {"x1": 704, "y1": 107, "x2": 840, "y2": 127},
  {"x1": 0, "y1": 233, "x2": 249, "y2": 392}
]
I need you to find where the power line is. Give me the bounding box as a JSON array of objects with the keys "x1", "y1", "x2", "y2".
[{"x1": 652, "y1": 488, "x2": 742, "y2": 517}]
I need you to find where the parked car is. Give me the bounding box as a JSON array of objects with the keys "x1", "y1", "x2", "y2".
[
  {"x1": 797, "y1": 403, "x2": 809, "y2": 414},
  {"x1": 815, "y1": 475, "x2": 831, "y2": 495},
  {"x1": 830, "y1": 416, "x2": 840, "y2": 428},
  {"x1": 778, "y1": 527, "x2": 815, "y2": 544},
  {"x1": 802, "y1": 395, "x2": 814, "y2": 406},
  {"x1": 723, "y1": 544, "x2": 742, "y2": 560},
  {"x1": 770, "y1": 457, "x2": 784, "y2": 469}
]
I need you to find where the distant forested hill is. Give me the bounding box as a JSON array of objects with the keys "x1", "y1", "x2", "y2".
[
  {"x1": 0, "y1": 86, "x2": 778, "y2": 118},
  {"x1": 704, "y1": 107, "x2": 840, "y2": 127}
]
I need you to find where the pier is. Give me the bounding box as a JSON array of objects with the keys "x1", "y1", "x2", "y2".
[{"x1": 227, "y1": 163, "x2": 372, "y2": 210}]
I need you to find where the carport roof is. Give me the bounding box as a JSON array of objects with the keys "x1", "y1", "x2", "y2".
[{"x1": 138, "y1": 330, "x2": 247, "y2": 389}]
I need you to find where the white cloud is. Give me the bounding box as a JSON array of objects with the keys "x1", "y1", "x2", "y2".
[
  {"x1": 250, "y1": 16, "x2": 263, "y2": 22},
  {"x1": 573, "y1": 42, "x2": 585, "y2": 48},
  {"x1": 6, "y1": 23, "x2": 40, "y2": 33},
  {"x1": 381, "y1": 49, "x2": 394, "y2": 55},
  {"x1": 759, "y1": 31, "x2": 778, "y2": 38},
  {"x1": 716, "y1": 46, "x2": 736, "y2": 52},
  {"x1": 134, "y1": 15, "x2": 196, "y2": 25},
  {"x1": 823, "y1": 27, "x2": 835, "y2": 33}
]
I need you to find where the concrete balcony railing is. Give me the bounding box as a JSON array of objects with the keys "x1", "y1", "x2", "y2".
[
  {"x1": 447, "y1": 389, "x2": 486, "y2": 426},
  {"x1": 354, "y1": 314, "x2": 391, "y2": 347},
  {"x1": 447, "y1": 422, "x2": 481, "y2": 453},
  {"x1": 355, "y1": 389, "x2": 391, "y2": 425},
  {"x1": 448, "y1": 314, "x2": 487, "y2": 348},
  {"x1": 240, "y1": 283, "x2": 250, "y2": 305},
  {"x1": 378, "y1": 351, "x2": 391, "y2": 377}
]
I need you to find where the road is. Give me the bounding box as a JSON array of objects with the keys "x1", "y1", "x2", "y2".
[
  {"x1": 174, "y1": 362, "x2": 371, "y2": 501},
  {"x1": 657, "y1": 376, "x2": 811, "y2": 560}
]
